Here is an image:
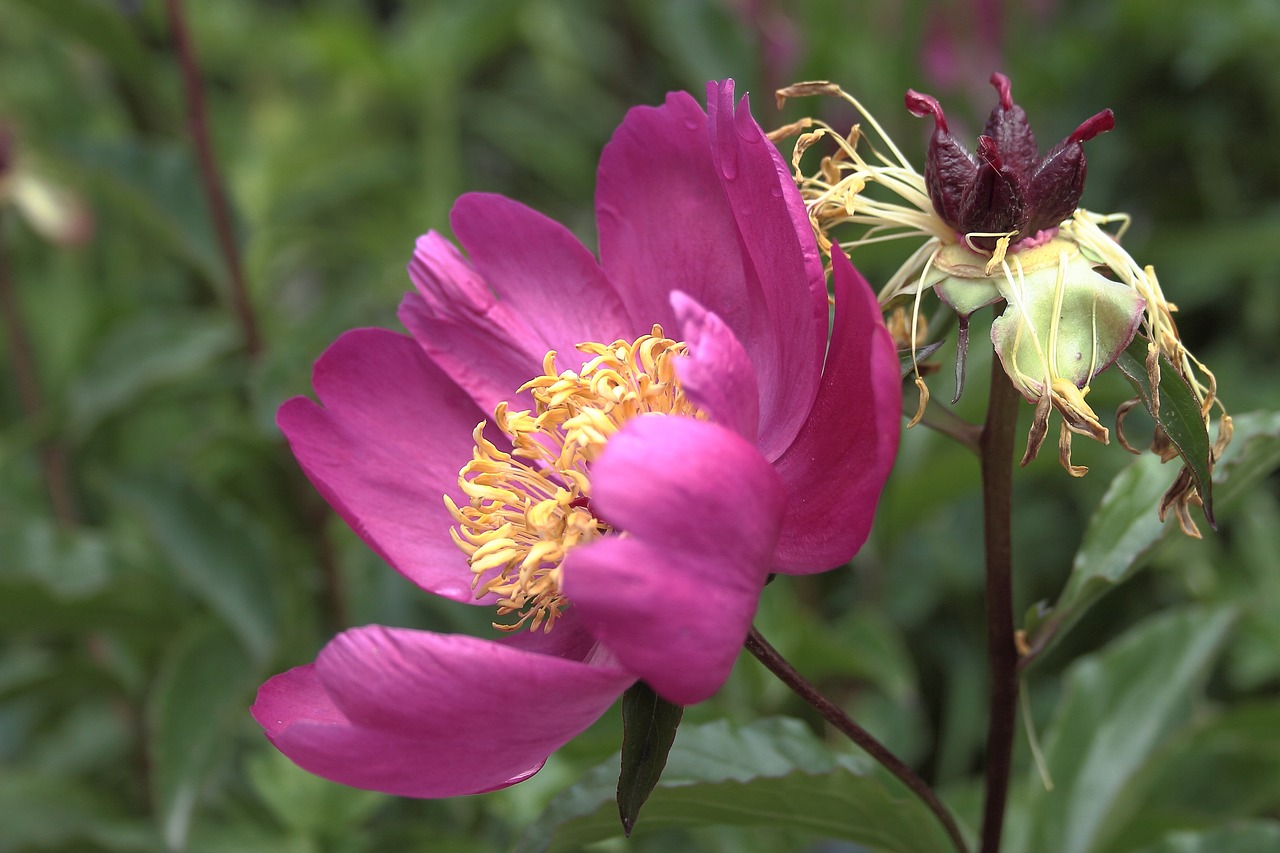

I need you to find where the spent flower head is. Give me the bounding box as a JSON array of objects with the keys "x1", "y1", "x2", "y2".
[{"x1": 772, "y1": 74, "x2": 1229, "y2": 534}]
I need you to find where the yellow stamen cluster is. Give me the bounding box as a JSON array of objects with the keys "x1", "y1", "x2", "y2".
[{"x1": 445, "y1": 328, "x2": 698, "y2": 632}]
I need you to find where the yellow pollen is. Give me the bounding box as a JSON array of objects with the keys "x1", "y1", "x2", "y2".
[{"x1": 445, "y1": 327, "x2": 700, "y2": 633}]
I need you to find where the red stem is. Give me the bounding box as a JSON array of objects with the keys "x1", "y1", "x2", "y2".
[
  {"x1": 745, "y1": 627, "x2": 969, "y2": 853},
  {"x1": 164, "y1": 0, "x2": 261, "y2": 359},
  {"x1": 978, "y1": 352, "x2": 1021, "y2": 853},
  {"x1": 0, "y1": 213, "x2": 79, "y2": 528}
]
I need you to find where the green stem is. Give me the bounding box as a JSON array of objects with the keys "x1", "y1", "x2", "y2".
[
  {"x1": 978, "y1": 354, "x2": 1021, "y2": 853},
  {"x1": 745, "y1": 626, "x2": 968, "y2": 853}
]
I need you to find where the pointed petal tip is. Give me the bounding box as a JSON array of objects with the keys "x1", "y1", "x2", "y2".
[
  {"x1": 1070, "y1": 109, "x2": 1115, "y2": 144},
  {"x1": 989, "y1": 72, "x2": 1014, "y2": 109},
  {"x1": 905, "y1": 89, "x2": 948, "y2": 131}
]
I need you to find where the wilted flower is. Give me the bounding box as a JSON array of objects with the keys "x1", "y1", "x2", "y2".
[
  {"x1": 773, "y1": 75, "x2": 1227, "y2": 531},
  {"x1": 253, "y1": 81, "x2": 901, "y2": 797}
]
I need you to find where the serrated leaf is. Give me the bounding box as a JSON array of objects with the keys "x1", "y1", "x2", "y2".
[
  {"x1": 148, "y1": 618, "x2": 256, "y2": 851},
  {"x1": 1025, "y1": 411, "x2": 1280, "y2": 662},
  {"x1": 518, "y1": 717, "x2": 961, "y2": 853},
  {"x1": 617, "y1": 681, "x2": 683, "y2": 836},
  {"x1": 1114, "y1": 337, "x2": 1215, "y2": 526},
  {"x1": 1007, "y1": 607, "x2": 1235, "y2": 853}
]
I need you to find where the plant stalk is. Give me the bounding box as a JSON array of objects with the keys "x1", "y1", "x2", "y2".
[
  {"x1": 745, "y1": 626, "x2": 968, "y2": 853},
  {"x1": 977, "y1": 353, "x2": 1021, "y2": 853},
  {"x1": 164, "y1": 0, "x2": 262, "y2": 359},
  {"x1": 0, "y1": 212, "x2": 80, "y2": 527}
]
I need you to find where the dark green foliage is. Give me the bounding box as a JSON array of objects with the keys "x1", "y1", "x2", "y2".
[{"x1": 1, "y1": 1, "x2": 1278, "y2": 851}]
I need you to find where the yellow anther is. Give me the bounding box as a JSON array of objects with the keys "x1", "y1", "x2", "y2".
[{"x1": 447, "y1": 329, "x2": 702, "y2": 632}]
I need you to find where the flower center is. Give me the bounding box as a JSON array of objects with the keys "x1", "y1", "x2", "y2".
[{"x1": 444, "y1": 327, "x2": 699, "y2": 633}]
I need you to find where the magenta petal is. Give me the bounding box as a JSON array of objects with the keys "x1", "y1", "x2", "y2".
[
  {"x1": 771, "y1": 248, "x2": 901, "y2": 572},
  {"x1": 596, "y1": 89, "x2": 727, "y2": 336},
  {"x1": 562, "y1": 416, "x2": 785, "y2": 705},
  {"x1": 705, "y1": 80, "x2": 829, "y2": 459},
  {"x1": 401, "y1": 232, "x2": 548, "y2": 414},
  {"x1": 252, "y1": 625, "x2": 634, "y2": 798},
  {"x1": 449, "y1": 193, "x2": 632, "y2": 365},
  {"x1": 278, "y1": 329, "x2": 484, "y2": 601},
  {"x1": 597, "y1": 83, "x2": 826, "y2": 461},
  {"x1": 672, "y1": 291, "x2": 760, "y2": 442}
]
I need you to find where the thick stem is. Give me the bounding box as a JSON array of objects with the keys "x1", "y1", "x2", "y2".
[
  {"x1": 0, "y1": 213, "x2": 79, "y2": 527},
  {"x1": 745, "y1": 627, "x2": 968, "y2": 853},
  {"x1": 164, "y1": 0, "x2": 262, "y2": 359},
  {"x1": 977, "y1": 354, "x2": 1021, "y2": 853}
]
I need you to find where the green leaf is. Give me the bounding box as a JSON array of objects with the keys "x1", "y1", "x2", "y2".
[
  {"x1": 0, "y1": 770, "x2": 139, "y2": 850},
  {"x1": 0, "y1": 516, "x2": 111, "y2": 599},
  {"x1": 245, "y1": 745, "x2": 385, "y2": 840},
  {"x1": 68, "y1": 312, "x2": 239, "y2": 438},
  {"x1": 1114, "y1": 337, "x2": 1216, "y2": 526},
  {"x1": 148, "y1": 618, "x2": 256, "y2": 851},
  {"x1": 4, "y1": 0, "x2": 154, "y2": 90},
  {"x1": 114, "y1": 477, "x2": 281, "y2": 664},
  {"x1": 1131, "y1": 821, "x2": 1280, "y2": 853},
  {"x1": 617, "y1": 681, "x2": 684, "y2": 836},
  {"x1": 1099, "y1": 703, "x2": 1280, "y2": 852},
  {"x1": 518, "y1": 717, "x2": 961, "y2": 853},
  {"x1": 1025, "y1": 411, "x2": 1280, "y2": 662},
  {"x1": 71, "y1": 139, "x2": 227, "y2": 285},
  {"x1": 1006, "y1": 606, "x2": 1235, "y2": 853}
]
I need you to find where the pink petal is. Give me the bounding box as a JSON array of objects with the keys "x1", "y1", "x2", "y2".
[
  {"x1": 278, "y1": 328, "x2": 486, "y2": 601},
  {"x1": 672, "y1": 291, "x2": 759, "y2": 442},
  {"x1": 705, "y1": 80, "x2": 829, "y2": 459},
  {"x1": 596, "y1": 90, "x2": 719, "y2": 337},
  {"x1": 252, "y1": 624, "x2": 634, "y2": 798},
  {"x1": 563, "y1": 416, "x2": 785, "y2": 705},
  {"x1": 771, "y1": 247, "x2": 901, "y2": 572},
  {"x1": 596, "y1": 83, "x2": 827, "y2": 461},
  {"x1": 401, "y1": 232, "x2": 549, "y2": 415},
  {"x1": 449, "y1": 193, "x2": 633, "y2": 367}
]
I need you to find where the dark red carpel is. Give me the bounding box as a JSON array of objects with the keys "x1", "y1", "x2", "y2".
[{"x1": 909, "y1": 74, "x2": 1114, "y2": 251}]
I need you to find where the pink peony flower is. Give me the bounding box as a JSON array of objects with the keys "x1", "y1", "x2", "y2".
[{"x1": 252, "y1": 80, "x2": 900, "y2": 798}]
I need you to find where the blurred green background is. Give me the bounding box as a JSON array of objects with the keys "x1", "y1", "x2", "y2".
[{"x1": 2, "y1": 1, "x2": 1278, "y2": 851}]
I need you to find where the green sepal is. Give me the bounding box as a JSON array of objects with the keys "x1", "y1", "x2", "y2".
[
  {"x1": 898, "y1": 340, "x2": 942, "y2": 379},
  {"x1": 1114, "y1": 337, "x2": 1216, "y2": 528},
  {"x1": 617, "y1": 681, "x2": 684, "y2": 837},
  {"x1": 990, "y1": 255, "x2": 1145, "y2": 397}
]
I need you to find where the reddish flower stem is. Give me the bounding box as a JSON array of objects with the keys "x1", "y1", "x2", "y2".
[
  {"x1": 164, "y1": 0, "x2": 262, "y2": 359},
  {"x1": 745, "y1": 626, "x2": 968, "y2": 853},
  {"x1": 164, "y1": 0, "x2": 350, "y2": 633},
  {"x1": 978, "y1": 352, "x2": 1020, "y2": 853},
  {"x1": 0, "y1": 212, "x2": 80, "y2": 528}
]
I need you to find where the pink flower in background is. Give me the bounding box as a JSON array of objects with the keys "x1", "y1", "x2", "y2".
[{"x1": 252, "y1": 80, "x2": 900, "y2": 798}]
